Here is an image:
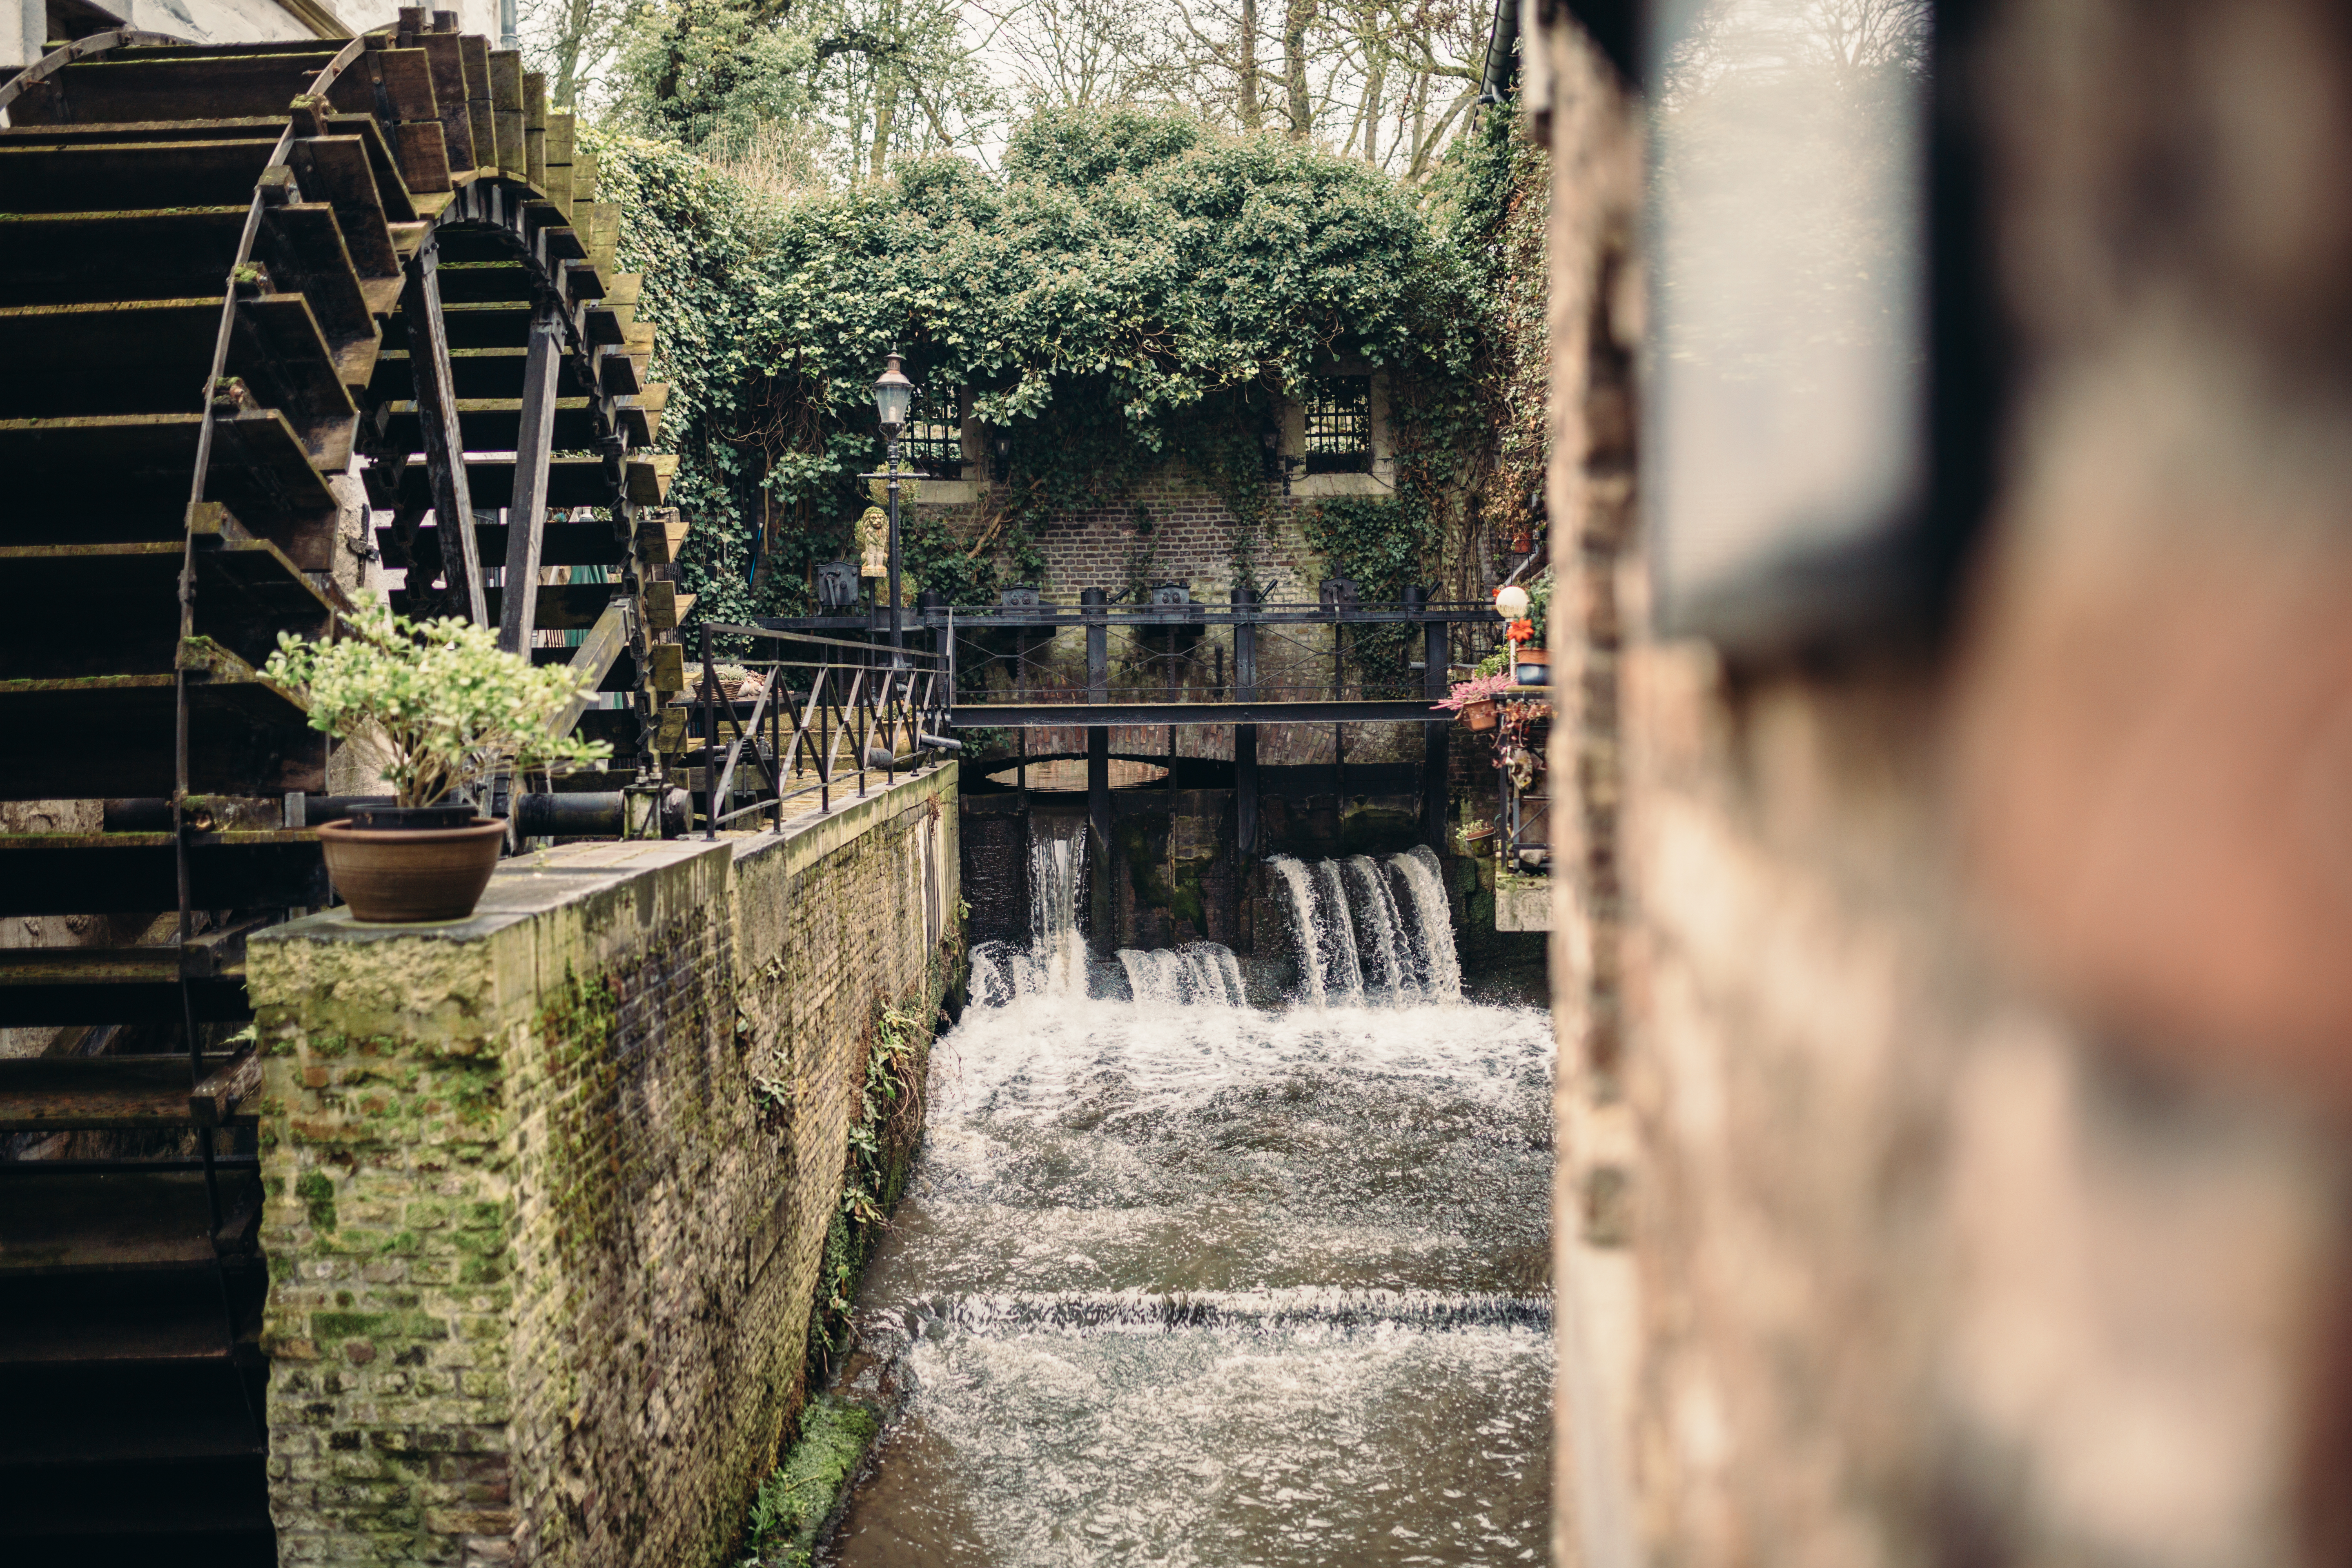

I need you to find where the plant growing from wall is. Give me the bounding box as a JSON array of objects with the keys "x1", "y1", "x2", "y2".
[
  {"x1": 804, "y1": 1000, "x2": 929, "y2": 1382},
  {"x1": 735, "y1": 1394, "x2": 880, "y2": 1568},
  {"x1": 1428, "y1": 97, "x2": 1551, "y2": 590}
]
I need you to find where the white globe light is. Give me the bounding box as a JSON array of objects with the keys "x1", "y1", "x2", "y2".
[{"x1": 1494, "y1": 585, "x2": 1530, "y2": 620}]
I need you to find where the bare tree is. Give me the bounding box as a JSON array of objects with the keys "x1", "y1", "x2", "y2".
[
  {"x1": 977, "y1": 0, "x2": 1166, "y2": 108},
  {"x1": 521, "y1": 0, "x2": 639, "y2": 108},
  {"x1": 1281, "y1": 0, "x2": 1316, "y2": 135}
]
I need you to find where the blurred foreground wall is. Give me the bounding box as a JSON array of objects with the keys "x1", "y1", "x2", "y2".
[{"x1": 1539, "y1": 3, "x2": 2352, "y2": 1565}]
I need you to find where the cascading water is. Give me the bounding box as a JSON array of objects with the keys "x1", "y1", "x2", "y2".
[
  {"x1": 1117, "y1": 942, "x2": 1246, "y2": 1008},
  {"x1": 1265, "y1": 854, "x2": 1330, "y2": 1004},
  {"x1": 827, "y1": 826, "x2": 1550, "y2": 1565},
  {"x1": 1393, "y1": 844, "x2": 1464, "y2": 1000},
  {"x1": 1344, "y1": 853, "x2": 1413, "y2": 1002},
  {"x1": 1267, "y1": 846, "x2": 1464, "y2": 1006},
  {"x1": 969, "y1": 814, "x2": 1090, "y2": 1003}
]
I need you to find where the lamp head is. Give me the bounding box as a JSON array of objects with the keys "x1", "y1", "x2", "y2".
[
  {"x1": 1493, "y1": 584, "x2": 1531, "y2": 621},
  {"x1": 873, "y1": 351, "x2": 914, "y2": 437}
]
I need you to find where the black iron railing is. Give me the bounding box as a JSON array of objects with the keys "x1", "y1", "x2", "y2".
[
  {"x1": 756, "y1": 591, "x2": 1514, "y2": 720},
  {"x1": 693, "y1": 623, "x2": 955, "y2": 837}
]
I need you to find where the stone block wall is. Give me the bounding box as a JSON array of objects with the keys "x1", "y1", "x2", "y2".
[
  {"x1": 1531, "y1": 4, "x2": 2352, "y2": 1567},
  {"x1": 247, "y1": 765, "x2": 959, "y2": 1568}
]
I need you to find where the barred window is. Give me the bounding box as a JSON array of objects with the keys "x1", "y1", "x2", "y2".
[
  {"x1": 903, "y1": 381, "x2": 963, "y2": 477},
  {"x1": 1302, "y1": 376, "x2": 1371, "y2": 474}
]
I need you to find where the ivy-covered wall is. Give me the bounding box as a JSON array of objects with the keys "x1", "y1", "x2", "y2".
[
  {"x1": 248, "y1": 768, "x2": 958, "y2": 1568},
  {"x1": 593, "y1": 102, "x2": 1549, "y2": 632}
]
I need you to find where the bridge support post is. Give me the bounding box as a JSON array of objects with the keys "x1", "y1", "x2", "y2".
[
  {"x1": 1411, "y1": 585, "x2": 1448, "y2": 847},
  {"x1": 1087, "y1": 726, "x2": 1111, "y2": 953},
  {"x1": 1232, "y1": 584, "x2": 1258, "y2": 859},
  {"x1": 1084, "y1": 587, "x2": 1112, "y2": 951}
]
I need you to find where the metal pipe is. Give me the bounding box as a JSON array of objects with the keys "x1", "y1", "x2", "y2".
[
  {"x1": 886, "y1": 434, "x2": 903, "y2": 650},
  {"x1": 512, "y1": 790, "x2": 689, "y2": 838},
  {"x1": 1411, "y1": 584, "x2": 1448, "y2": 847},
  {"x1": 1083, "y1": 587, "x2": 1107, "y2": 701}
]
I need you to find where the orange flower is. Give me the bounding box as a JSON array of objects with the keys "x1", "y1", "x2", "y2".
[{"x1": 1506, "y1": 619, "x2": 1534, "y2": 644}]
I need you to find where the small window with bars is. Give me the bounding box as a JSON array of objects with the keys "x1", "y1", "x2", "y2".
[
  {"x1": 1302, "y1": 376, "x2": 1371, "y2": 474},
  {"x1": 903, "y1": 381, "x2": 964, "y2": 478}
]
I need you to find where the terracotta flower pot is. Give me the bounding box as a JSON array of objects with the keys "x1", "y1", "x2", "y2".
[
  {"x1": 316, "y1": 817, "x2": 509, "y2": 923},
  {"x1": 1514, "y1": 648, "x2": 1550, "y2": 686},
  {"x1": 1464, "y1": 697, "x2": 1499, "y2": 731}
]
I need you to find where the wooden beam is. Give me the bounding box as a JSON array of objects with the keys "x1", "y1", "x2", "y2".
[
  {"x1": 635, "y1": 507, "x2": 687, "y2": 564},
  {"x1": 461, "y1": 33, "x2": 494, "y2": 172},
  {"x1": 401, "y1": 244, "x2": 488, "y2": 626},
  {"x1": 550, "y1": 600, "x2": 630, "y2": 735},
  {"x1": 420, "y1": 30, "x2": 475, "y2": 170},
  {"x1": 499, "y1": 301, "x2": 563, "y2": 654},
  {"x1": 523, "y1": 70, "x2": 546, "y2": 187},
  {"x1": 272, "y1": 0, "x2": 355, "y2": 40},
  {"x1": 489, "y1": 49, "x2": 524, "y2": 178}
]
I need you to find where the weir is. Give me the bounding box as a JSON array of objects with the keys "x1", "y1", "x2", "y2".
[{"x1": 821, "y1": 816, "x2": 1556, "y2": 1562}]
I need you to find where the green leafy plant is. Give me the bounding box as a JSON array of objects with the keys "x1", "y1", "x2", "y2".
[
  {"x1": 263, "y1": 607, "x2": 611, "y2": 808},
  {"x1": 589, "y1": 104, "x2": 1493, "y2": 626},
  {"x1": 736, "y1": 1394, "x2": 880, "y2": 1568},
  {"x1": 805, "y1": 999, "x2": 931, "y2": 1382}
]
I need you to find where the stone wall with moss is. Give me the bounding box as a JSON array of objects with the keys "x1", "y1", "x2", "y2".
[{"x1": 247, "y1": 765, "x2": 960, "y2": 1568}]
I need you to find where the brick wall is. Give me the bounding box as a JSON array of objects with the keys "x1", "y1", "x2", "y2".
[
  {"x1": 1535, "y1": 4, "x2": 2352, "y2": 1567},
  {"x1": 917, "y1": 460, "x2": 1428, "y2": 769},
  {"x1": 247, "y1": 766, "x2": 959, "y2": 1568},
  {"x1": 913, "y1": 463, "x2": 1328, "y2": 603}
]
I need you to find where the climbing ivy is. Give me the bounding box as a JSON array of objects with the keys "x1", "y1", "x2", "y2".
[
  {"x1": 1426, "y1": 100, "x2": 1551, "y2": 590},
  {"x1": 592, "y1": 99, "x2": 1544, "y2": 635}
]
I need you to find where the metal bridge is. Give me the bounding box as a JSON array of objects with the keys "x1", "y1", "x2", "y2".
[{"x1": 747, "y1": 585, "x2": 1514, "y2": 853}]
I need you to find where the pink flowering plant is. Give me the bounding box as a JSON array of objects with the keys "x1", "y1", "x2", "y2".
[{"x1": 1436, "y1": 670, "x2": 1517, "y2": 713}]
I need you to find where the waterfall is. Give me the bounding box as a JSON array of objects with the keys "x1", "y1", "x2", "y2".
[
  {"x1": 973, "y1": 820, "x2": 1463, "y2": 1015},
  {"x1": 1391, "y1": 845, "x2": 1462, "y2": 1001},
  {"x1": 1310, "y1": 860, "x2": 1365, "y2": 1004},
  {"x1": 1118, "y1": 948, "x2": 1183, "y2": 1007},
  {"x1": 1209, "y1": 945, "x2": 1246, "y2": 1008},
  {"x1": 1118, "y1": 942, "x2": 1245, "y2": 1008},
  {"x1": 1265, "y1": 846, "x2": 1462, "y2": 1007},
  {"x1": 1029, "y1": 814, "x2": 1088, "y2": 997},
  {"x1": 969, "y1": 944, "x2": 1011, "y2": 1006},
  {"x1": 972, "y1": 815, "x2": 1090, "y2": 1005},
  {"x1": 1266, "y1": 856, "x2": 1329, "y2": 1006},
  {"x1": 1343, "y1": 855, "x2": 1412, "y2": 1002}
]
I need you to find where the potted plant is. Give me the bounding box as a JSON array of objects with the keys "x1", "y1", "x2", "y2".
[
  {"x1": 263, "y1": 608, "x2": 610, "y2": 922},
  {"x1": 1437, "y1": 670, "x2": 1515, "y2": 731}
]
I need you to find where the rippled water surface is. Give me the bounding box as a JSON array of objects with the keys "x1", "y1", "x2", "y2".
[{"x1": 826, "y1": 838, "x2": 1553, "y2": 1567}]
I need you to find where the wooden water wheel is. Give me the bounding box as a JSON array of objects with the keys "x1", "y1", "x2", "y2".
[{"x1": 0, "y1": 12, "x2": 680, "y2": 1559}]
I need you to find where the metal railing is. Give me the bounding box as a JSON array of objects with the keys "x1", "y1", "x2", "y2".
[
  {"x1": 693, "y1": 623, "x2": 955, "y2": 837},
  {"x1": 757, "y1": 590, "x2": 1515, "y2": 717},
  {"x1": 1494, "y1": 689, "x2": 1552, "y2": 871}
]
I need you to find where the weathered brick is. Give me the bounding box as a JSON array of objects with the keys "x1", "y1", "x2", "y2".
[{"x1": 252, "y1": 767, "x2": 959, "y2": 1568}]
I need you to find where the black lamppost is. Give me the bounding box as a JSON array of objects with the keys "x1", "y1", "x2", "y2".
[{"x1": 872, "y1": 350, "x2": 914, "y2": 651}]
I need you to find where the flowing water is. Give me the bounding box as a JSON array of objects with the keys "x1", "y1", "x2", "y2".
[{"x1": 831, "y1": 839, "x2": 1553, "y2": 1566}]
